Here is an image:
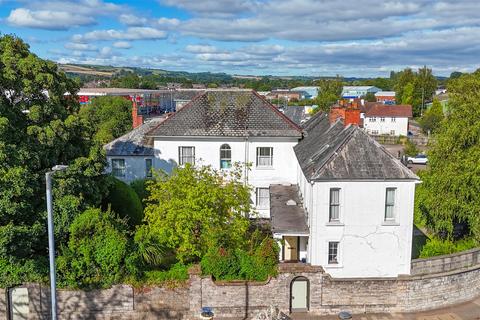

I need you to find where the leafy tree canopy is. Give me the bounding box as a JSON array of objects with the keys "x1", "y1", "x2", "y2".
[
  {"x1": 394, "y1": 66, "x2": 437, "y2": 116},
  {"x1": 312, "y1": 76, "x2": 343, "y2": 114},
  {"x1": 416, "y1": 72, "x2": 480, "y2": 242},
  {"x1": 419, "y1": 98, "x2": 444, "y2": 134},
  {"x1": 144, "y1": 164, "x2": 252, "y2": 263},
  {"x1": 78, "y1": 95, "x2": 132, "y2": 144}
]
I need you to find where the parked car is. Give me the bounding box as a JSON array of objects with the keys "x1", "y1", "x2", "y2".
[{"x1": 407, "y1": 154, "x2": 428, "y2": 165}]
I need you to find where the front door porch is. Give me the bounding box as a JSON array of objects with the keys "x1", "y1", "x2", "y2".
[{"x1": 279, "y1": 235, "x2": 309, "y2": 263}]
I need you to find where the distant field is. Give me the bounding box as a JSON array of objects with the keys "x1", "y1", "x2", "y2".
[{"x1": 59, "y1": 64, "x2": 116, "y2": 77}]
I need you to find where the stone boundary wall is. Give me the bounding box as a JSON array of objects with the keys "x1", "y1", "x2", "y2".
[
  {"x1": 3, "y1": 284, "x2": 188, "y2": 320},
  {"x1": 0, "y1": 290, "x2": 6, "y2": 320},
  {"x1": 188, "y1": 264, "x2": 324, "y2": 319},
  {"x1": 2, "y1": 249, "x2": 480, "y2": 319},
  {"x1": 188, "y1": 254, "x2": 480, "y2": 318},
  {"x1": 411, "y1": 247, "x2": 480, "y2": 275}
]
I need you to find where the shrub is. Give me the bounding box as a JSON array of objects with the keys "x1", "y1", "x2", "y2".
[
  {"x1": 419, "y1": 237, "x2": 478, "y2": 258},
  {"x1": 57, "y1": 208, "x2": 137, "y2": 288},
  {"x1": 201, "y1": 236, "x2": 279, "y2": 281},
  {"x1": 404, "y1": 139, "x2": 419, "y2": 156},
  {"x1": 104, "y1": 176, "x2": 143, "y2": 227},
  {"x1": 0, "y1": 258, "x2": 48, "y2": 288},
  {"x1": 143, "y1": 263, "x2": 190, "y2": 285},
  {"x1": 130, "y1": 179, "x2": 150, "y2": 203}
]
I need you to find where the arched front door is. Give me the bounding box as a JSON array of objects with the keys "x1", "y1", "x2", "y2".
[{"x1": 290, "y1": 276, "x2": 309, "y2": 312}]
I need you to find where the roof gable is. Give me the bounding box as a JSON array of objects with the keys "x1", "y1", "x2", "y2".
[
  {"x1": 147, "y1": 90, "x2": 302, "y2": 138},
  {"x1": 294, "y1": 113, "x2": 418, "y2": 181}
]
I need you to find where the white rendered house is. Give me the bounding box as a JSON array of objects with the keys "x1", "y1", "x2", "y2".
[
  {"x1": 271, "y1": 113, "x2": 419, "y2": 277},
  {"x1": 363, "y1": 104, "x2": 412, "y2": 136},
  {"x1": 105, "y1": 90, "x2": 419, "y2": 277},
  {"x1": 105, "y1": 90, "x2": 302, "y2": 218}
]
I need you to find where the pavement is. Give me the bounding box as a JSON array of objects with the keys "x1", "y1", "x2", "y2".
[{"x1": 290, "y1": 296, "x2": 480, "y2": 320}]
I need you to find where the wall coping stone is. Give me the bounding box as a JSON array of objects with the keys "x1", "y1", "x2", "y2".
[
  {"x1": 411, "y1": 247, "x2": 480, "y2": 262},
  {"x1": 400, "y1": 264, "x2": 480, "y2": 281}
]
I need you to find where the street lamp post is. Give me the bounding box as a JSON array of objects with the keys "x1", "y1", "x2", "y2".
[{"x1": 45, "y1": 165, "x2": 69, "y2": 320}]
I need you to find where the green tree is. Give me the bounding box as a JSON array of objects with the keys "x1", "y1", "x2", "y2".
[
  {"x1": 103, "y1": 177, "x2": 143, "y2": 227},
  {"x1": 56, "y1": 208, "x2": 135, "y2": 288},
  {"x1": 401, "y1": 82, "x2": 415, "y2": 106},
  {"x1": 0, "y1": 35, "x2": 114, "y2": 287},
  {"x1": 416, "y1": 72, "x2": 480, "y2": 243},
  {"x1": 449, "y1": 71, "x2": 463, "y2": 80},
  {"x1": 363, "y1": 92, "x2": 376, "y2": 102},
  {"x1": 394, "y1": 68, "x2": 416, "y2": 105},
  {"x1": 79, "y1": 96, "x2": 132, "y2": 144},
  {"x1": 312, "y1": 77, "x2": 343, "y2": 113},
  {"x1": 144, "y1": 164, "x2": 251, "y2": 263},
  {"x1": 110, "y1": 73, "x2": 141, "y2": 88},
  {"x1": 419, "y1": 98, "x2": 444, "y2": 134},
  {"x1": 394, "y1": 67, "x2": 437, "y2": 116},
  {"x1": 414, "y1": 66, "x2": 438, "y2": 116},
  {"x1": 0, "y1": 35, "x2": 86, "y2": 267},
  {"x1": 404, "y1": 139, "x2": 419, "y2": 156}
]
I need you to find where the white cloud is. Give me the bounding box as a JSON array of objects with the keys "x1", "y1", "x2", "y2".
[
  {"x1": 161, "y1": 0, "x2": 256, "y2": 16},
  {"x1": 6, "y1": 0, "x2": 124, "y2": 30},
  {"x1": 72, "y1": 27, "x2": 167, "y2": 42},
  {"x1": 7, "y1": 8, "x2": 95, "y2": 30},
  {"x1": 64, "y1": 42, "x2": 97, "y2": 51},
  {"x1": 113, "y1": 41, "x2": 132, "y2": 49},
  {"x1": 185, "y1": 44, "x2": 220, "y2": 53},
  {"x1": 119, "y1": 14, "x2": 148, "y2": 26}
]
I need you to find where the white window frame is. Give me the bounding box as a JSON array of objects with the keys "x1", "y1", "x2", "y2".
[
  {"x1": 256, "y1": 147, "x2": 273, "y2": 167},
  {"x1": 391, "y1": 117, "x2": 396, "y2": 122},
  {"x1": 111, "y1": 158, "x2": 126, "y2": 178},
  {"x1": 178, "y1": 146, "x2": 195, "y2": 166},
  {"x1": 219, "y1": 144, "x2": 232, "y2": 169},
  {"x1": 372, "y1": 130, "x2": 379, "y2": 135},
  {"x1": 145, "y1": 158, "x2": 153, "y2": 178},
  {"x1": 328, "y1": 241, "x2": 340, "y2": 265},
  {"x1": 390, "y1": 130, "x2": 396, "y2": 136},
  {"x1": 384, "y1": 188, "x2": 397, "y2": 222},
  {"x1": 380, "y1": 117, "x2": 385, "y2": 122},
  {"x1": 255, "y1": 187, "x2": 270, "y2": 209},
  {"x1": 329, "y1": 188, "x2": 341, "y2": 222}
]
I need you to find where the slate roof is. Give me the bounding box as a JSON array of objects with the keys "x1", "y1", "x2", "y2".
[
  {"x1": 294, "y1": 112, "x2": 418, "y2": 181},
  {"x1": 173, "y1": 89, "x2": 205, "y2": 101},
  {"x1": 104, "y1": 116, "x2": 167, "y2": 156},
  {"x1": 270, "y1": 184, "x2": 309, "y2": 235},
  {"x1": 366, "y1": 104, "x2": 413, "y2": 118},
  {"x1": 283, "y1": 106, "x2": 306, "y2": 125},
  {"x1": 147, "y1": 90, "x2": 302, "y2": 137}
]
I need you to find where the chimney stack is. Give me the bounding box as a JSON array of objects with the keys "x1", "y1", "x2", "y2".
[
  {"x1": 132, "y1": 98, "x2": 144, "y2": 129},
  {"x1": 329, "y1": 99, "x2": 360, "y2": 127}
]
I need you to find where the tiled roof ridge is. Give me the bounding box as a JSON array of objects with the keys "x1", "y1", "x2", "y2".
[{"x1": 251, "y1": 90, "x2": 303, "y2": 134}]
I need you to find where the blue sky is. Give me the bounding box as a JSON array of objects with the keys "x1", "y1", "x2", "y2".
[{"x1": 1, "y1": 0, "x2": 479, "y2": 77}]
